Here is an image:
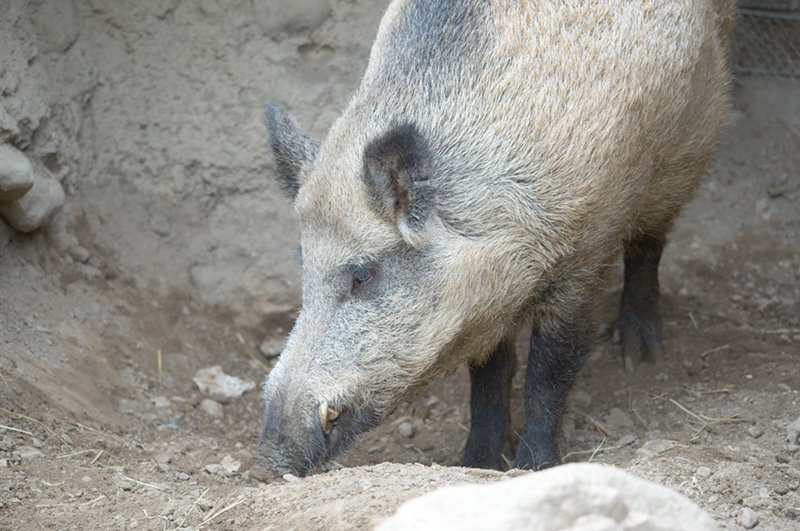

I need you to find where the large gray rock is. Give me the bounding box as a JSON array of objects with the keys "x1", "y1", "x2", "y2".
[
  {"x1": 0, "y1": 144, "x2": 34, "y2": 201},
  {"x1": 379, "y1": 463, "x2": 718, "y2": 531},
  {"x1": 0, "y1": 166, "x2": 64, "y2": 233}
]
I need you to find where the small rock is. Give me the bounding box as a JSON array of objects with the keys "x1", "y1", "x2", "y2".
[
  {"x1": 786, "y1": 416, "x2": 800, "y2": 446},
  {"x1": 0, "y1": 172, "x2": 65, "y2": 232},
  {"x1": 634, "y1": 439, "x2": 676, "y2": 459},
  {"x1": 259, "y1": 337, "x2": 286, "y2": 358},
  {"x1": 117, "y1": 480, "x2": 133, "y2": 491},
  {"x1": 221, "y1": 455, "x2": 241, "y2": 474},
  {"x1": 282, "y1": 473, "x2": 299, "y2": 482},
  {"x1": 253, "y1": 0, "x2": 332, "y2": 36},
  {"x1": 737, "y1": 507, "x2": 759, "y2": 529},
  {"x1": 154, "y1": 452, "x2": 172, "y2": 464},
  {"x1": 0, "y1": 144, "x2": 34, "y2": 201},
  {"x1": 16, "y1": 446, "x2": 45, "y2": 460},
  {"x1": 151, "y1": 396, "x2": 171, "y2": 408},
  {"x1": 177, "y1": 472, "x2": 191, "y2": 481},
  {"x1": 199, "y1": 398, "x2": 224, "y2": 418},
  {"x1": 193, "y1": 366, "x2": 255, "y2": 399},
  {"x1": 748, "y1": 425, "x2": 765, "y2": 439},
  {"x1": 397, "y1": 421, "x2": 415, "y2": 438},
  {"x1": 571, "y1": 390, "x2": 592, "y2": 410},
  {"x1": 0, "y1": 458, "x2": 8, "y2": 468},
  {"x1": 604, "y1": 408, "x2": 634, "y2": 431},
  {"x1": 755, "y1": 197, "x2": 769, "y2": 214},
  {"x1": 204, "y1": 463, "x2": 227, "y2": 476},
  {"x1": 695, "y1": 466, "x2": 713, "y2": 479},
  {"x1": 368, "y1": 446, "x2": 384, "y2": 454},
  {"x1": 617, "y1": 434, "x2": 636, "y2": 447},
  {"x1": 31, "y1": 437, "x2": 43, "y2": 448},
  {"x1": 196, "y1": 497, "x2": 214, "y2": 511}
]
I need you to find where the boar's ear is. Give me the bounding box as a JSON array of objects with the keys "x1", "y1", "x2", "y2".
[
  {"x1": 264, "y1": 101, "x2": 320, "y2": 199},
  {"x1": 363, "y1": 123, "x2": 433, "y2": 248}
]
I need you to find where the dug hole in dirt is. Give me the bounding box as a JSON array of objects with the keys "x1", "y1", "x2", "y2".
[{"x1": 1, "y1": 1, "x2": 799, "y2": 529}]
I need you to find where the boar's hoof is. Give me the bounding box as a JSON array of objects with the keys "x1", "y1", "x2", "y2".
[{"x1": 619, "y1": 315, "x2": 663, "y2": 372}]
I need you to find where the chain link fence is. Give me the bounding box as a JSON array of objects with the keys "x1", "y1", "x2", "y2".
[{"x1": 732, "y1": 1, "x2": 800, "y2": 80}]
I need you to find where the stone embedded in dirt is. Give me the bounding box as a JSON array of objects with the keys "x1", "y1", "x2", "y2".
[
  {"x1": 150, "y1": 396, "x2": 171, "y2": 408},
  {"x1": 378, "y1": 463, "x2": 717, "y2": 531},
  {"x1": 117, "y1": 480, "x2": 133, "y2": 491},
  {"x1": 154, "y1": 452, "x2": 172, "y2": 464},
  {"x1": 0, "y1": 171, "x2": 65, "y2": 233},
  {"x1": 604, "y1": 408, "x2": 634, "y2": 432},
  {"x1": 737, "y1": 507, "x2": 759, "y2": 529},
  {"x1": 0, "y1": 458, "x2": 7, "y2": 468},
  {"x1": 259, "y1": 337, "x2": 286, "y2": 358},
  {"x1": 696, "y1": 466, "x2": 713, "y2": 479},
  {"x1": 0, "y1": 144, "x2": 34, "y2": 201},
  {"x1": 571, "y1": 390, "x2": 592, "y2": 409},
  {"x1": 748, "y1": 425, "x2": 765, "y2": 439},
  {"x1": 634, "y1": 439, "x2": 677, "y2": 459},
  {"x1": 199, "y1": 398, "x2": 224, "y2": 418},
  {"x1": 204, "y1": 455, "x2": 241, "y2": 477},
  {"x1": 16, "y1": 446, "x2": 45, "y2": 460},
  {"x1": 397, "y1": 421, "x2": 415, "y2": 438},
  {"x1": 786, "y1": 416, "x2": 800, "y2": 445},
  {"x1": 617, "y1": 434, "x2": 636, "y2": 447},
  {"x1": 193, "y1": 365, "x2": 256, "y2": 399},
  {"x1": 252, "y1": 0, "x2": 332, "y2": 37}
]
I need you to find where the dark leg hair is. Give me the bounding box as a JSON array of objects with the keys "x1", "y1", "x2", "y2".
[
  {"x1": 620, "y1": 233, "x2": 665, "y2": 371},
  {"x1": 513, "y1": 322, "x2": 588, "y2": 471},
  {"x1": 462, "y1": 337, "x2": 516, "y2": 470}
]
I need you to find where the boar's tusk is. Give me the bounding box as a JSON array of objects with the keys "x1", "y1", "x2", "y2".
[{"x1": 319, "y1": 401, "x2": 338, "y2": 434}]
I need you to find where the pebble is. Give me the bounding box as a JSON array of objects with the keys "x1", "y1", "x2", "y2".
[
  {"x1": 197, "y1": 497, "x2": 214, "y2": 511},
  {"x1": 617, "y1": 434, "x2": 636, "y2": 447},
  {"x1": 397, "y1": 421, "x2": 415, "y2": 438},
  {"x1": 151, "y1": 396, "x2": 171, "y2": 408},
  {"x1": 0, "y1": 172, "x2": 65, "y2": 233},
  {"x1": 200, "y1": 398, "x2": 224, "y2": 418},
  {"x1": 0, "y1": 458, "x2": 7, "y2": 468},
  {"x1": 737, "y1": 507, "x2": 759, "y2": 529},
  {"x1": 786, "y1": 416, "x2": 800, "y2": 445},
  {"x1": 0, "y1": 144, "x2": 34, "y2": 201},
  {"x1": 177, "y1": 472, "x2": 191, "y2": 481},
  {"x1": 634, "y1": 439, "x2": 676, "y2": 459},
  {"x1": 368, "y1": 446, "x2": 384, "y2": 454},
  {"x1": 748, "y1": 425, "x2": 765, "y2": 439},
  {"x1": 695, "y1": 466, "x2": 713, "y2": 479},
  {"x1": 282, "y1": 473, "x2": 299, "y2": 482},
  {"x1": 571, "y1": 390, "x2": 592, "y2": 409},
  {"x1": 16, "y1": 446, "x2": 45, "y2": 460},
  {"x1": 31, "y1": 437, "x2": 43, "y2": 448},
  {"x1": 259, "y1": 337, "x2": 285, "y2": 358},
  {"x1": 154, "y1": 452, "x2": 172, "y2": 464},
  {"x1": 604, "y1": 408, "x2": 634, "y2": 431},
  {"x1": 117, "y1": 480, "x2": 133, "y2": 491}
]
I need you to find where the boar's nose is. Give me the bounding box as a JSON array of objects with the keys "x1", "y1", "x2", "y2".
[{"x1": 318, "y1": 401, "x2": 340, "y2": 434}]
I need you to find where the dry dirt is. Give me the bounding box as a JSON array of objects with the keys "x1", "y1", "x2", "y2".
[{"x1": 2, "y1": 2, "x2": 800, "y2": 531}]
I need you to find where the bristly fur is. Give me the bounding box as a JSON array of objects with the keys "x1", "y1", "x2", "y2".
[
  {"x1": 260, "y1": 0, "x2": 736, "y2": 478},
  {"x1": 264, "y1": 100, "x2": 319, "y2": 199}
]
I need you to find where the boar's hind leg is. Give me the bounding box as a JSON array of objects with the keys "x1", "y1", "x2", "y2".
[
  {"x1": 514, "y1": 323, "x2": 588, "y2": 471},
  {"x1": 462, "y1": 337, "x2": 516, "y2": 470},
  {"x1": 620, "y1": 233, "x2": 665, "y2": 371}
]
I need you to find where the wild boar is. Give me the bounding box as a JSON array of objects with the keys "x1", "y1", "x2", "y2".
[{"x1": 258, "y1": 0, "x2": 734, "y2": 477}]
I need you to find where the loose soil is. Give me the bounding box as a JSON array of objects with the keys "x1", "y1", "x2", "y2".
[{"x1": 1, "y1": 6, "x2": 800, "y2": 531}]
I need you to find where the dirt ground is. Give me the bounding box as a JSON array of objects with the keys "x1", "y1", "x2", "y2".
[{"x1": 2, "y1": 4, "x2": 800, "y2": 531}]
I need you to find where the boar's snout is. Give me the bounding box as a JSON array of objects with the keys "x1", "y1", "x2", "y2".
[{"x1": 258, "y1": 386, "x2": 379, "y2": 479}]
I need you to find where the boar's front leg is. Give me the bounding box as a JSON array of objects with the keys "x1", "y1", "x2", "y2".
[
  {"x1": 462, "y1": 337, "x2": 516, "y2": 470},
  {"x1": 514, "y1": 320, "x2": 589, "y2": 470}
]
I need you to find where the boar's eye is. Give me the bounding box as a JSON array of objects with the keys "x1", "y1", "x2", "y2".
[{"x1": 351, "y1": 265, "x2": 375, "y2": 293}]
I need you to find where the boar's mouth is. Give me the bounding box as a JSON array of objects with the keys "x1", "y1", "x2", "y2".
[{"x1": 257, "y1": 399, "x2": 379, "y2": 480}]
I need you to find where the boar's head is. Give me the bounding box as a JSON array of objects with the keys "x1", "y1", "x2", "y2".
[{"x1": 257, "y1": 101, "x2": 527, "y2": 479}]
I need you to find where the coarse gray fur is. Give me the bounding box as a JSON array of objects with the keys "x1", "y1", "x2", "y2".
[{"x1": 258, "y1": 0, "x2": 735, "y2": 478}]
